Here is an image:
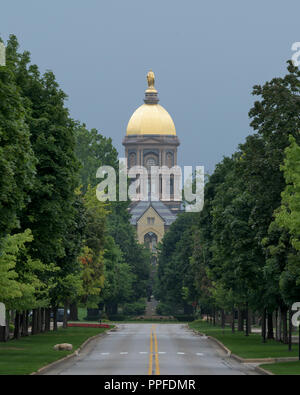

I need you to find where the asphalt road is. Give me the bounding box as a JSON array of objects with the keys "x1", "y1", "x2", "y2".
[{"x1": 41, "y1": 323, "x2": 259, "y2": 375}]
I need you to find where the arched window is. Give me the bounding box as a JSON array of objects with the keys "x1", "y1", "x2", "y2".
[{"x1": 144, "y1": 232, "x2": 158, "y2": 252}]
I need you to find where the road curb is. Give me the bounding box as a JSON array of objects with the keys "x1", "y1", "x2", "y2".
[
  {"x1": 190, "y1": 328, "x2": 232, "y2": 356},
  {"x1": 30, "y1": 326, "x2": 115, "y2": 375},
  {"x1": 254, "y1": 366, "x2": 274, "y2": 375},
  {"x1": 190, "y1": 328, "x2": 298, "y2": 365}
]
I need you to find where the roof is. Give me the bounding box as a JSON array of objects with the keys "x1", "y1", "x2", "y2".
[
  {"x1": 129, "y1": 200, "x2": 178, "y2": 226},
  {"x1": 126, "y1": 103, "x2": 176, "y2": 136}
]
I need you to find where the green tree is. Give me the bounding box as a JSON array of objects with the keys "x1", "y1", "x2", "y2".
[
  {"x1": 156, "y1": 213, "x2": 196, "y2": 314},
  {"x1": 276, "y1": 136, "x2": 300, "y2": 252},
  {"x1": 75, "y1": 124, "x2": 118, "y2": 192},
  {"x1": 107, "y1": 201, "x2": 150, "y2": 301},
  {"x1": 0, "y1": 42, "x2": 36, "y2": 238},
  {"x1": 4, "y1": 35, "x2": 82, "y2": 332},
  {"x1": 101, "y1": 235, "x2": 135, "y2": 315}
]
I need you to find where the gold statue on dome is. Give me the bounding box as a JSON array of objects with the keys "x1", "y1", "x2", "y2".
[{"x1": 147, "y1": 70, "x2": 155, "y2": 89}]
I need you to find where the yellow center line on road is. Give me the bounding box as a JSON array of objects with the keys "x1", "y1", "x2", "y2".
[
  {"x1": 153, "y1": 326, "x2": 160, "y2": 375},
  {"x1": 148, "y1": 325, "x2": 154, "y2": 375},
  {"x1": 148, "y1": 325, "x2": 160, "y2": 375}
]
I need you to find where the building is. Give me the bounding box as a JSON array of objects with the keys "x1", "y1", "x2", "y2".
[{"x1": 123, "y1": 71, "x2": 181, "y2": 250}]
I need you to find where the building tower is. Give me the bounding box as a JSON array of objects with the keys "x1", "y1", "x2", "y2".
[{"x1": 123, "y1": 71, "x2": 181, "y2": 249}]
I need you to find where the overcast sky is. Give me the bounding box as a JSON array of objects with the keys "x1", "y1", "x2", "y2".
[{"x1": 1, "y1": 0, "x2": 299, "y2": 173}]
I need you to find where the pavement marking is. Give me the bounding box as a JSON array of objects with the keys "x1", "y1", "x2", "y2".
[
  {"x1": 153, "y1": 326, "x2": 160, "y2": 375},
  {"x1": 148, "y1": 325, "x2": 160, "y2": 375},
  {"x1": 94, "y1": 351, "x2": 208, "y2": 357},
  {"x1": 148, "y1": 326, "x2": 153, "y2": 375}
]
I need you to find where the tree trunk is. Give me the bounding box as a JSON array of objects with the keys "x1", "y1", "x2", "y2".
[
  {"x1": 267, "y1": 311, "x2": 274, "y2": 339},
  {"x1": 282, "y1": 306, "x2": 288, "y2": 344},
  {"x1": 278, "y1": 308, "x2": 282, "y2": 342},
  {"x1": 231, "y1": 307, "x2": 235, "y2": 333},
  {"x1": 238, "y1": 308, "x2": 243, "y2": 331},
  {"x1": 45, "y1": 308, "x2": 51, "y2": 332},
  {"x1": 248, "y1": 309, "x2": 252, "y2": 334},
  {"x1": 37, "y1": 308, "x2": 42, "y2": 333},
  {"x1": 31, "y1": 309, "x2": 37, "y2": 335},
  {"x1": 41, "y1": 308, "x2": 45, "y2": 332},
  {"x1": 21, "y1": 310, "x2": 29, "y2": 337},
  {"x1": 14, "y1": 312, "x2": 21, "y2": 340},
  {"x1": 53, "y1": 307, "x2": 58, "y2": 331},
  {"x1": 275, "y1": 309, "x2": 279, "y2": 342},
  {"x1": 69, "y1": 302, "x2": 78, "y2": 321},
  {"x1": 19, "y1": 312, "x2": 24, "y2": 337},
  {"x1": 63, "y1": 302, "x2": 68, "y2": 329},
  {"x1": 245, "y1": 303, "x2": 249, "y2": 336},
  {"x1": 262, "y1": 308, "x2": 266, "y2": 343},
  {"x1": 221, "y1": 309, "x2": 225, "y2": 333},
  {"x1": 0, "y1": 326, "x2": 6, "y2": 342},
  {"x1": 213, "y1": 308, "x2": 216, "y2": 326}
]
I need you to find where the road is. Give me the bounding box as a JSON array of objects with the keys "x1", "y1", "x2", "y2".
[{"x1": 41, "y1": 323, "x2": 259, "y2": 375}]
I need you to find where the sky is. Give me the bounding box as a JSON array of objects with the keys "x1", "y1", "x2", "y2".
[{"x1": 1, "y1": 0, "x2": 300, "y2": 174}]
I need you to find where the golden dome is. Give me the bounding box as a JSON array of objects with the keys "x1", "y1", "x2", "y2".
[
  {"x1": 126, "y1": 70, "x2": 176, "y2": 136},
  {"x1": 126, "y1": 103, "x2": 176, "y2": 136}
]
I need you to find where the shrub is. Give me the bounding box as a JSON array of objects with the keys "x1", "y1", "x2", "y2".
[
  {"x1": 122, "y1": 300, "x2": 146, "y2": 316},
  {"x1": 107, "y1": 314, "x2": 127, "y2": 321},
  {"x1": 173, "y1": 314, "x2": 195, "y2": 322},
  {"x1": 83, "y1": 315, "x2": 100, "y2": 321},
  {"x1": 155, "y1": 302, "x2": 174, "y2": 315}
]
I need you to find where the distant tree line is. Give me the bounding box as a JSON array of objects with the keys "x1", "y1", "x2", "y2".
[
  {"x1": 155, "y1": 61, "x2": 300, "y2": 346},
  {"x1": 0, "y1": 35, "x2": 149, "y2": 342}
]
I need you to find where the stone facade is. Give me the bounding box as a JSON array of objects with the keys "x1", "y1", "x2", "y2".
[{"x1": 137, "y1": 205, "x2": 165, "y2": 246}]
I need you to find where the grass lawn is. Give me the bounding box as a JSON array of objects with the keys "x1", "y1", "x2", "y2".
[
  {"x1": 189, "y1": 320, "x2": 298, "y2": 359},
  {"x1": 260, "y1": 361, "x2": 300, "y2": 375},
  {"x1": 0, "y1": 326, "x2": 112, "y2": 375}
]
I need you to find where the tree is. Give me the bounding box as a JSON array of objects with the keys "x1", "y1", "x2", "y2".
[
  {"x1": 78, "y1": 185, "x2": 107, "y2": 310},
  {"x1": 155, "y1": 213, "x2": 197, "y2": 314},
  {"x1": 75, "y1": 120, "x2": 150, "y2": 304},
  {"x1": 5, "y1": 36, "x2": 81, "y2": 330},
  {"x1": 101, "y1": 235, "x2": 135, "y2": 315},
  {"x1": 107, "y1": 201, "x2": 150, "y2": 301},
  {"x1": 276, "y1": 136, "x2": 300, "y2": 252},
  {"x1": 75, "y1": 124, "x2": 118, "y2": 192},
  {"x1": 0, "y1": 230, "x2": 54, "y2": 340},
  {"x1": 0, "y1": 43, "x2": 36, "y2": 238}
]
